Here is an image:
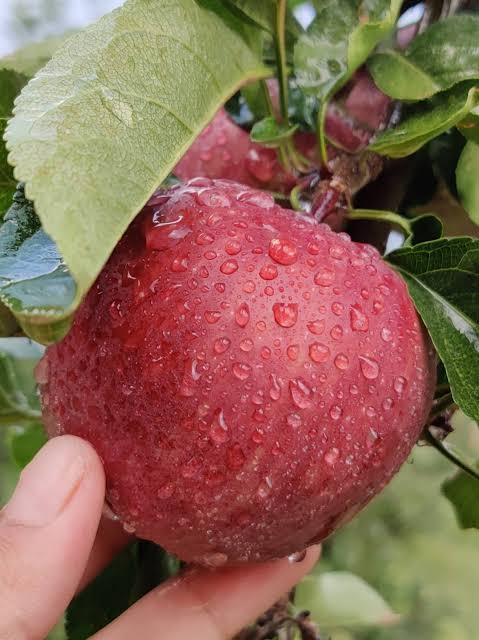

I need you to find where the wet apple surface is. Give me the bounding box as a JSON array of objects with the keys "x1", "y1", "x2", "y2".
[{"x1": 38, "y1": 179, "x2": 436, "y2": 566}]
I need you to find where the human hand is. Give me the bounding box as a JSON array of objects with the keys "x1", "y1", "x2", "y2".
[{"x1": 0, "y1": 435, "x2": 320, "y2": 639}]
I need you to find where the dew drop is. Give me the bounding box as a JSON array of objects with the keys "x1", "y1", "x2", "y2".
[
  {"x1": 349, "y1": 383, "x2": 359, "y2": 395},
  {"x1": 240, "y1": 338, "x2": 254, "y2": 352},
  {"x1": 238, "y1": 189, "x2": 275, "y2": 209},
  {"x1": 366, "y1": 405, "x2": 376, "y2": 418},
  {"x1": 382, "y1": 397, "x2": 394, "y2": 410},
  {"x1": 256, "y1": 320, "x2": 266, "y2": 332},
  {"x1": 252, "y1": 390, "x2": 264, "y2": 405},
  {"x1": 287, "y1": 344, "x2": 299, "y2": 361},
  {"x1": 214, "y1": 282, "x2": 225, "y2": 293},
  {"x1": 269, "y1": 374, "x2": 282, "y2": 400},
  {"x1": 195, "y1": 231, "x2": 215, "y2": 246},
  {"x1": 232, "y1": 362, "x2": 252, "y2": 380},
  {"x1": 204, "y1": 310, "x2": 221, "y2": 324},
  {"x1": 307, "y1": 240, "x2": 321, "y2": 255},
  {"x1": 235, "y1": 302, "x2": 250, "y2": 327},
  {"x1": 334, "y1": 353, "x2": 349, "y2": 370},
  {"x1": 273, "y1": 302, "x2": 298, "y2": 328},
  {"x1": 251, "y1": 428, "x2": 264, "y2": 444},
  {"x1": 287, "y1": 412, "x2": 302, "y2": 428},
  {"x1": 329, "y1": 245, "x2": 345, "y2": 260},
  {"x1": 199, "y1": 266, "x2": 209, "y2": 278},
  {"x1": 264, "y1": 285, "x2": 274, "y2": 296},
  {"x1": 314, "y1": 267, "x2": 335, "y2": 286},
  {"x1": 394, "y1": 376, "x2": 407, "y2": 395},
  {"x1": 380, "y1": 327, "x2": 392, "y2": 342},
  {"x1": 324, "y1": 448, "x2": 340, "y2": 465},
  {"x1": 243, "y1": 280, "x2": 256, "y2": 293},
  {"x1": 329, "y1": 405, "x2": 342, "y2": 420},
  {"x1": 350, "y1": 305, "x2": 369, "y2": 332},
  {"x1": 259, "y1": 263, "x2": 278, "y2": 280},
  {"x1": 196, "y1": 189, "x2": 231, "y2": 207},
  {"x1": 214, "y1": 337, "x2": 231, "y2": 354},
  {"x1": 225, "y1": 239, "x2": 241, "y2": 255},
  {"x1": 269, "y1": 238, "x2": 298, "y2": 265},
  {"x1": 253, "y1": 408, "x2": 267, "y2": 423},
  {"x1": 288, "y1": 550, "x2": 307, "y2": 563},
  {"x1": 171, "y1": 255, "x2": 188, "y2": 272},
  {"x1": 289, "y1": 378, "x2": 313, "y2": 409},
  {"x1": 261, "y1": 346, "x2": 271, "y2": 359},
  {"x1": 210, "y1": 409, "x2": 229, "y2": 443},
  {"x1": 373, "y1": 300, "x2": 384, "y2": 314},
  {"x1": 330, "y1": 325, "x2": 343, "y2": 341},
  {"x1": 201, "y1": 552, "x2": 229, "y2": 567},
  {"x1": 332, "y1": 302, "x2": 344, "y2": 316},
  {"x1": 367, "y1": 428, "x2": 379, "y2": 449},
  {"x1": 309, "y1": 342, "x2": 330, "y2": 363},
  {"x1": 359, "y1": 355, "x2": 380, "y2": 380},
  {"x1": 220, "y1": 259, "x2": 239, "y2": 275},
  {"x1": 257, "y1": 475, "x2": 273, "y2": 498},
  {"x1": 307, "y1": 319, "x2": 325, "y2": 335}
]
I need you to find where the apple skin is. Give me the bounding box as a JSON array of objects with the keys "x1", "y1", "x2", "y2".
[
  {"x1": 38, "y1": 179, "x2": 436, "y2": 566},
  {"x1": 175, "y1": 107, "x2": 318, "y2": 193}
]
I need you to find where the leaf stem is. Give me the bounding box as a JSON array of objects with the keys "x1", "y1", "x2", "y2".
[
  {"x1": 429, "y1": 392, "x2": 455, "y2": 420},
  {"x1": 317, "y1": 101, "x2": 329, "y2": 165},
  {"x1": 275, "y1": 0, "x2": 289, "y2": 123},
  {"x1": 424, "y1": 428, "x2": 479, "y2": 483},
  {"x1": 345, "y1": 208, "x2": 412, "y2": 235}
]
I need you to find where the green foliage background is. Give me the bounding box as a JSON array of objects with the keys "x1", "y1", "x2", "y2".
[{"x1": 1, "y1": 2, "x2": 479, "y2": 639}]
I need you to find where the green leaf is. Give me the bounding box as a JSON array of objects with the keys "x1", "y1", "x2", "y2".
[
  {"x1": 457, "y1": 110, "x2": 479, "y2": 144},
  {"x1": 5, "y1": 0, "x2": 268, "y2": 337},
  {"x1": 250, "y1": 116, "x2": 298, "y2": 146},
  {"x1": 294, "y1": 0, "x2": 400, "y2": 101},
  {"x1": 368, "y1": 50, "x2": 440, "y2": 101},
  {"x1": 456, "y1": 141, "x2": 479, "y2": 226},
  {"x1": 225, "y1": 0, "x2": 276, "y2": 33},
  {"x1": 7, "y1": 422, "x2": 47, "y2": 468},
  {"x1": 66, "y1": 541, "x2": 179, "y2": 639},
  {"x1": 443, "y1": 466, "x2": 479, "y2": 530},
  {"x1": 295, "y1": 572, "x2": 398, "y2": 628},
  {"x1": 0, "y1": 69, "x2": 28, "y2": 219},
  {"x1": 0, "y1": 32, "x2": 76, "y2": 77},
  {"x1": 0, "y1": 186, "x2": 76, "y2": 344},
  {"x1": 369, "y1": 15, "x2": 479, "y2": 101},
  {"x1": 387, "y1": 237, "x2": 479, "y2": 424},
  {"x1": 0, "y1": 336, "x2": 44, "y2": 424},
  {"x1": 370, "y1": 83, "x2": 479, "y2": 158}
]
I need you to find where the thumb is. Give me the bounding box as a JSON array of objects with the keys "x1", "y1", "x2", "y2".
[{"x1": 0, "y1": 435, "x2": 105, "y2": 640}]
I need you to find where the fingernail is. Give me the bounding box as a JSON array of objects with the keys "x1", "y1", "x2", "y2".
[{"x1": 2, "y1": 437, "x2": 86, "y2": 527}]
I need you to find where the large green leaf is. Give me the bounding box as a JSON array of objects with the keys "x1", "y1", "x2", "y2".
[
  {"x1": 226, "y1": 0, "x2": 276, "y2": 32},
  {"x1": 456, "y1": 141, "x2": 479, "y2": 226},
  {"x1": 0, "y1": 187, "x2": 76, "y2": 344},
  {"x1": 387, "y1": 237, "x2": 479, "y2": 423},
  {"x1": 294, "y1": 0, "x2": 400, "y2": 101},
  {"x1": 0, "y1": 32, "x2": 76, "y2": 77},
  {"x1": 295, "y1": 572, "x2": 397, "y2": 628},
  {"x1": 370, "y1": 83, "x2": 479, "y2": 158},
  {"x1": 5, "y1": 0, "x2": 268, "y2": 337},
  {"x1": 368, "y1": 50, "x2": 441, "y2": 101},
  {"x1": 0, "y1": 69, "x2": 28, "y2": 218},
  {"x1": 443, "y1": 466, "x2": 479, "y2": 530},
  {"x1": 0, "y1": 337, "x2": 44, "y2": 424},
  {"x1": 369, "y1": 15, "x2": 479, "y2": 101}
]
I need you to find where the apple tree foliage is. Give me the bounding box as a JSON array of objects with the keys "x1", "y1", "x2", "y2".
[{"x1": 0, "y1": 1, "x2": 479, "y2": 638}]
